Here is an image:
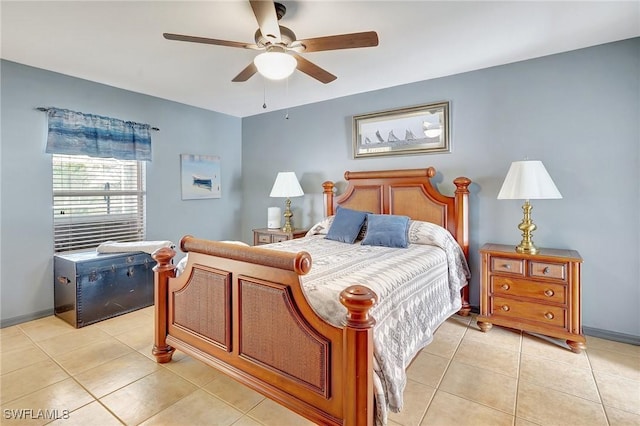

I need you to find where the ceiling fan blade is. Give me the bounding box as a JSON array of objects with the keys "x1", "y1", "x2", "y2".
[
  {"x1": 297, "y1": 31, "x2": 379, "y2": 52},
  {"x1": 292, "y1": 54, "x2": 336, "y2": 84},
  {"x1": 249, "y1": 0, "x2": 281, "y2": 43},
  {"x1": 163, "y1": 33, "x2": 259, "y2": 50},
  {"x1": 232, "y1": 62, "x2": 258, "y2": 82}
]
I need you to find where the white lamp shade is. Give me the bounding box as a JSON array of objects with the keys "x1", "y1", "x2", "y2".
[
  {"x1": 269, "y1": 172, "x2": 304, "y2": 198},
  {"x1": 497, "y1": 160, "x2": 562, "y2": 200},
  {"x1": 254, "y1": 51, "x2": 296, "y2": 80}
]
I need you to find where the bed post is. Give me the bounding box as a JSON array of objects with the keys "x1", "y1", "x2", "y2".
[
  {"x1": 340, "y1": 285, "x2": 378, "y2": 426},
  {"x1": 454, "y1": 176, "x2": 472, "y2": 316},
  {"x1": 152, "y1": 247, "x2": 176, "y2": 363},
  {"x1": 323, "y1": 181, "x2": 335, "y2": 216}
]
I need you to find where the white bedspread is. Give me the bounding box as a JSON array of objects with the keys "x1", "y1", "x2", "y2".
[{"x1": 263, "y1": 220, "x2": 470, "y2": 424}]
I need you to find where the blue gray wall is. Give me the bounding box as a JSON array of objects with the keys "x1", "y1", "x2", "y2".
[
  {"x1": 2, "y1": 38, "x2": 638, "y2": 340},
  {"x1": 0, "y1": 60, "x2": 243, "y2": 325},
  {"x1": 241, "y1": 38, "x2": 640, "y2": 339}
]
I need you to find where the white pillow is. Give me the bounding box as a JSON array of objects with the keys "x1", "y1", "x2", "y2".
[
  {"x1": 408, "y1": 220, "x2": 450, "y2": 245},
  {"x1": 305, "y1": 216, "x2": 335, "y2": 236},
  {"x1": 175, "y1": 256, "x2": 188, "y2": 276}
]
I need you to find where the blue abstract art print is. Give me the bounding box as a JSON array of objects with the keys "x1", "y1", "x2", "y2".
[{"x1": 180, "y1": 154, "x2": 221, "y2": 200}]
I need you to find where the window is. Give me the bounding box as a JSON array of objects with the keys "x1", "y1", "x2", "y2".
[{"x1": 52, "y1": 154, "x2": 146, "y2": 253}]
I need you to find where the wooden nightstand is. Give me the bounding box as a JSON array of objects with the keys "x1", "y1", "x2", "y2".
[
  {"x1": 252, "y1": 228, "x2": 308, "y2": 246},
  {"x1": 477, "y1": 243, "x2": 586, "y2": 353}
]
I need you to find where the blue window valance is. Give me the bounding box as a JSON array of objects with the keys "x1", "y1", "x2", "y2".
[{"x1": 45, "y1": 108, "x2": 152, "y2": 161}]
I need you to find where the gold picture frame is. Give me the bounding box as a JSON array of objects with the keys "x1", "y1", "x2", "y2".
[{"x1": 353, "y1": 101, "x2": 450, "y2": 158}]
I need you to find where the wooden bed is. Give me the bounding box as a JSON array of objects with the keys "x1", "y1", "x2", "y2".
[{"x1": 152, "y1": 167, "x2": 471, "y2": 426}]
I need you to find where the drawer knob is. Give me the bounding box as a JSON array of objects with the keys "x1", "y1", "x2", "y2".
[
  {"x1": 501, "y1": 305, "x2": 510, "y2": 312},
  {"x1": 501, "y1": 283, "x2": 510, "y2": 290},
  {"x1": 543, "y1": 267, "x2": 550, "y2": 274},
  {"x1": 502, "y1": 264, "x2": 511, "y2": 269},
  {"x1": 544, "y1": 312, "x2": 554, "y2": 320},
  {"x1": 544, "y1": 289, "x2": 554, "y2": 297}
]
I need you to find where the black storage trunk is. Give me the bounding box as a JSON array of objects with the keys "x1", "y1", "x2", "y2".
[{"x1": 54, "y1": 251, "x2": 156, "y2": 328}]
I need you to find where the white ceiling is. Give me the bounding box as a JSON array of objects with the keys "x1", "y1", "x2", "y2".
[{"x1": 2, "y1": 1, "x2": 638, "y2": 118}]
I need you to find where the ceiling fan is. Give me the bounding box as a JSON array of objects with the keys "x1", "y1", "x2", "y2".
[{"x1": 163, "y1": 0, "x2": 379, "y2": 84}]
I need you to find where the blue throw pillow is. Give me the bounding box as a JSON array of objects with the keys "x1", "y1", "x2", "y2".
[
  {"x1": 361, "y1": 214, "x2": 410, "y2": 248},
  {"x1": 325, "y1": 207, "x2": 368, "y2": 243}
]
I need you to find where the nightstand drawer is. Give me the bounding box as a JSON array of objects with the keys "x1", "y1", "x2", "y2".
[
  {"x1": 272, "y1": 234, "x2": 289, "y2": 243},
  {"x1": 490, "y1": 257, "x2": 524, "y2": 275},
  {"x1": 491, "y1": 277, "x2": 566, "y2": 304},
  {"x1": 252, "y1": 228, "x2": 309, "y2": 246},
  {"x1": 529, "y1": 261, "x2": 567, "y2": 281},
  {"x1": 491, "y1": 296, "x2": 567, "y2": 328},
  {"x1": 256, "y1": 233, "x2": 272, "y2": 244}
]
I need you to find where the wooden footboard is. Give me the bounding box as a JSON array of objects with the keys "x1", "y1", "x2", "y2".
[{"x1": 152, "y1": 236, "x2": 378, "y2": 426}]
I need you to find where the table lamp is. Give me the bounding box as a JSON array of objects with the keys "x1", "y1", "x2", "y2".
[
  {"x1": 269, "y1": 172, "x2": 304, "y2": 232},
  {"x1": 497, "y1": 160, "x2": 562, "y2": 255}
]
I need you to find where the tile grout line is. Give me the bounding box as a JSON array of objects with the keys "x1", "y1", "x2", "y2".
[
  {"x1": 18, "y1": 318, "x2": 159, "y2": 425},
  {"x1": 584, "y1": 349, "x2": 611, "y2": 426},
  {"x1": 513, "y1": 331, "x2": 523, "y2": 426},
  {"x1": 3, "y1": 324, "x2": 124, "y2": 425},
  {"x1": 419, "y1": 317, "x2": 469, "y2": 424},
  {"x1": 419, "y1": 317, "x2": 532, "y2": 423},
  {"x1": 38, "y1": 328, "x2": 141, "y2": 426}
]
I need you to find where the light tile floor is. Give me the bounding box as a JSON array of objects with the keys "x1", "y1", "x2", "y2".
[{"x1": 1, "y1": 308, "x2": 639, "y2": 425}]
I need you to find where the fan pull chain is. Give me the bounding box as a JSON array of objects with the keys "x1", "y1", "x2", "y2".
[
  {"x1": 284, "y1": 77, "x2": 290, "y2": 120},
  {"x1": 262, "y1": 77, "x2": 267, "y2": 109}
]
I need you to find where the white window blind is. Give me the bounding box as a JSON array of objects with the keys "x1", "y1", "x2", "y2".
[{"x1": 52, "y1": 154, "x2": 146, "y2": 253}]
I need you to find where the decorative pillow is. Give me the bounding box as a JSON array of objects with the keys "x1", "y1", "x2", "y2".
[
  {"x1": 325, "y1": 207, "x2": 368, "y2": 243},
  {"x1": 357, "y1": 221, "x2": 368, "y2": 241},
  {"x1": 306, "y1": 215, "x2": 335, "y2": 236},
  {"x1": 361, "y1": 214, "x2": 410, "y2": 248}
]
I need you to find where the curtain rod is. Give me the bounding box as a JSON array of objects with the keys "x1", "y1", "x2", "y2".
[{"x1": 35, "y1": 107, "x2": 160, "y2": 131}]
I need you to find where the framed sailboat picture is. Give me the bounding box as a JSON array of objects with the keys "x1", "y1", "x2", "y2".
[
  {"x1": 180, "y1": 154, "x2": 221, "y2": 200},
  {"x1": 352, "y1": 101, "x2": 450, "y2": 158}
]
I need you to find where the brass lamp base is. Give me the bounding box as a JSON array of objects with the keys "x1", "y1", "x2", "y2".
[
  {"x1": 516, "y1": 243, "x2": 539, "y2": 255},
  {"x1": 515, "y1": 200, "x2": 539, "y2": 255},
  {"x1": 282, "y1": 197, "x2": 294, "y2": 233}
]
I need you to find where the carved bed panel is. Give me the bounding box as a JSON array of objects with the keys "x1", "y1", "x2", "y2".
[
  {"x1": 388, "y1": 184, "x2": 447, "y2": 224},
  {"x1": 238, "y1": 277, "x2": 330, "y2": 397},
  {"x1": 171, "y1": 266, "x2": 231, "y2": 351},
  {"x1": 336, "y1": 185, "x2": 384, "y2": 214}
]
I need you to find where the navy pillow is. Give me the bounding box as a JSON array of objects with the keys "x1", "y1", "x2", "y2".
[
  {"x1": 325, "y1": 207, "x2": 368, "y2": 243},
  {"x1": 361, "y1": 214, "x2": 410, "y2": 248}
]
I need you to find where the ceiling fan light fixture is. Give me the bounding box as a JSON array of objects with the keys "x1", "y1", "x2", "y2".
[
  {"x1": 163, "y1": 1, "x2": 379, "y2": 84},
  {"x1": 254, "y1": 50, "x2": 296, "y2": 80}
]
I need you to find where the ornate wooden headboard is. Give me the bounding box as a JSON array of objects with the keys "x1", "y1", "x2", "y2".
[{"x1": 322, "y1": 167, "x2": 471, "y2": 258}]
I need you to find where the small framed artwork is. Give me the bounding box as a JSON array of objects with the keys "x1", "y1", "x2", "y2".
[
  {"x1": 180, "y1": 154, "x2": 221, "y2": 200},
  {"x1": 353, "y1": 101, "x2": 450, "y2": 158}
]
